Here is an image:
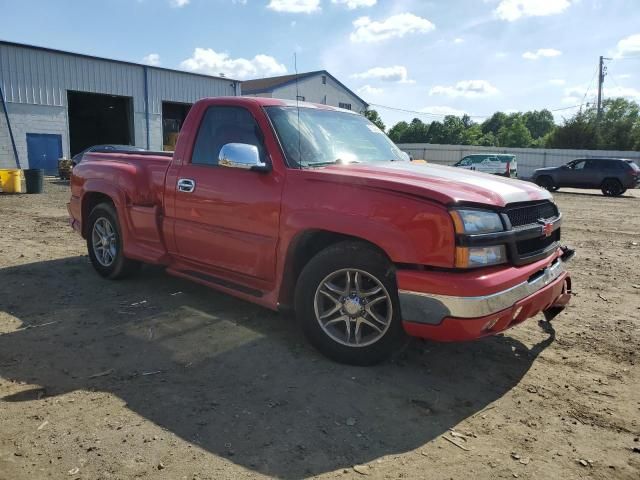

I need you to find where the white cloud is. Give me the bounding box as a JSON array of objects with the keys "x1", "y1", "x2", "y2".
[
  {"x1": 604, "y1": 86, "x2": 640, "y2": 99},
  {"x1": 564, "y1": 83, "x2": 640, "y2": 101},
  {"x1": 350, "y1": 13, "x2": 435, "y2": 43},
  {"x1": 549, "y1": 79, "x2": 566, "y2": 86},
  {"x1": 614, "y1": 33, "x2": 640, "y2": 58},
  {"x1": 453, "y1": 37, "x2": 464, "y2": 44},
  {"x1": 142, "y1": 53, "x2": 161, "y2": 66},
  {"x1": 561, "y1": 96, "x2": 580, "y2": 105},
  {"x1": 617, "y1": 73, "x2": 632, "y2": 79},
  {"x1": 495, "y1": 0, "x2": 573, "y2": 21},
  {"x1": 331, "y1": 0, "x2": 376, "y2": 9},
  {"x1": 180, "y1": 48, "x2": 287, "y2": 79},
  {"x1": 357, "y1": 85, "x2": 383, "y2": 96},
  {"x1": 267, "y1": 0, "x2": 320, "y2": 13},
  {"x1": 522, "y1": 48, "x2": 562, "y2": 60},
  {"x1": 352, "y1": 65, "x2": 412, "y2": 83},
  {"x1": 429, "y1": 80, "x2": 499, "y2": 98},
  {"x1": 421, "y1": 106, "x2": 467, "y2": 117},
  {"x1": 170, "y1": 0, "x2": 189, "y2": 7}
]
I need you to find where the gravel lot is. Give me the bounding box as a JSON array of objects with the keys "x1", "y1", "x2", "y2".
[{"x1": 0, "y1": 179, "x2": 639, "y2": 480}]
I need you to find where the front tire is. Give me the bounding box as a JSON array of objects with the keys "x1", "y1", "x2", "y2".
[
  {"x1": 536, "y1": 176, "x2": 558, "y2": 192},
  {"x1": 295, "y1": 241, "x2": 403, "y2": 365},
  {"x1": 601, "y1": 179, "x2": 624, "y2": 196},
  {"x1": 87, "y1": 203, "x2": 140, "y2": 279}
]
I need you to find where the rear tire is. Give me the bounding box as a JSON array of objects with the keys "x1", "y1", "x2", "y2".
[
  {"x1": 535, "y1": 176, "x2": 558, "y2": 192},
  {"x1": 295, "y1": 241, "x2": 403, "y2": 365},
  {"x1": 87, "y1": 203, "x2": 141, "y2": 279},
  {"x1": 601, "y1": 179, "x2": 624, "y2": 196}
]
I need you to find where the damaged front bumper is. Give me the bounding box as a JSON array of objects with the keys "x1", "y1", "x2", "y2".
[{"x1": 398, "y1": 247, "x2": 574, "y2": 341}]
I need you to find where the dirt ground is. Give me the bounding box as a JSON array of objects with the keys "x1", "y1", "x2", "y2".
[{"x1": 0, "y1": 179, "x2": 638, "y2": 480}]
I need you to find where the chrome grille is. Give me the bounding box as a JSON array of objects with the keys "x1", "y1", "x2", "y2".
[{"x1": 505, "y1": 201, "x2": 558, "y2": 227}]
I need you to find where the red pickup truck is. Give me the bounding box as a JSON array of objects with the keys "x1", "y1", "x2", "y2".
[{"x1": 69, "y1": 97, "x2": 573, "y2": 365}]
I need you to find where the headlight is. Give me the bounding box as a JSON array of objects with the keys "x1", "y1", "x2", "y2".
[
  {"x1": 455, "y1": 245, "x2": 508, "y2": 268},
  {"x1": 450, "y1": 209, "x2": 507, "y2": 268},
  {"x1": 450, "y1": 209, "x2": 504, "y2": 234}
]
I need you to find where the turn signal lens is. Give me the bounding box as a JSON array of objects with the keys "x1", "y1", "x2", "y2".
[{"x1": 455, "y1": 245, "x2": 507, "y2": 268}]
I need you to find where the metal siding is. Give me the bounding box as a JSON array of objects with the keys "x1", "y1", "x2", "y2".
[
  {"x1": 0, "y1": 43, "x2": 238, "y2": 158},
  {"x1": 147, "y1": 68, "x2": 236, "y2": 115}
]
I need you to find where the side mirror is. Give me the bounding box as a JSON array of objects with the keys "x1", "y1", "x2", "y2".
[
  {"x1": 219, "y1": 143, "x2": 270, "y2": 172},
  {"x1": 561, "y1": 165, "x2": 570, "y2": 170}
]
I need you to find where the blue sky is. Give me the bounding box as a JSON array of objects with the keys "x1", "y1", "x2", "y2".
[{"x1": 2, "y1": 0, "x2": 639, "y2": 127}]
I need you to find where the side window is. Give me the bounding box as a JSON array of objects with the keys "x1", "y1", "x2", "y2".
[
  {"x1": 458, "y1": 157, "x2": 471, "y2": 166},
  {"x1": 611, "y1": 161, "x2": 625, "y2": 170},
  {"x1": 584, "y1": 160, "x2": 599, "y2": 170},
  {"x1": 572, "y1": 160, "x2": 586, "y2": 170},
  {"x1": 191, "y1": 106, "x2": 265, "y2": 166}
]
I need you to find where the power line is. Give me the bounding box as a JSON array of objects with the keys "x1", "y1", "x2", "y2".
[
  {"x1": 368, "y1": 101, "x2": 587, "y2": 120},
  {"x1": 368, "y1": 103, "x2": 485, "y2": 119}
]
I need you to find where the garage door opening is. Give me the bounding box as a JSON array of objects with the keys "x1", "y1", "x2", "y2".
[
  {"x1": 162, "y1": 101, "x2": 192, "y2": 151},
  {"x1": 67, "y1": 91, "x2": 134, "y2": 156}
]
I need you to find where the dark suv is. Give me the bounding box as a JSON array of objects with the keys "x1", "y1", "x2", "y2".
[{"x1": 532, "y1": 158, "x2": 639, "y2": 196}]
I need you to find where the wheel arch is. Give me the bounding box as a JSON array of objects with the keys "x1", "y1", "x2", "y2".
[
  {"x1": 81, "y1": 192, "x2": 115, "y2": 238},
  {"x1": 278, "y1": 229, "x2": 391, "y2": 308}
]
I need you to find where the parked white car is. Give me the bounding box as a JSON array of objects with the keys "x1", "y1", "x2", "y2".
[{"x1": 453, "y1": 153, "x2": 518, "y2": 178}]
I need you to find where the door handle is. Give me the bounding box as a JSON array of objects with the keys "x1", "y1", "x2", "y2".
[{"x1": 177, "y1": 178, "x2": 195, "y2": 193}]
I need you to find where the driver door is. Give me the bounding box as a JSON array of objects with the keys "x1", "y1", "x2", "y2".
[
  {"x1": 171, "y1": 106, "x2": 283, "y2": 281},
  {"x1": 558, "y1": 159, "x2": 586, "y2": 186}
]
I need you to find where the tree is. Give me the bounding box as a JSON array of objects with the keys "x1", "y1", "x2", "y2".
[
  {"x1": 545, "y1": 109, "x2": 597, "y2": 149},
  {"x1": 497, "y1": 119, "x2": 533, "y2": 147},
  {"x1": 523, "y1": 109, "x2": 555, "y2": 139},
  {"x1": 461, "y1": 124, "x2": 484, "y2": 145},
  {"x1": 363, "y1": 109, "x2": 386, "y2": 132},
  {"x1": 545, "y1": 98, "x2": 640, "y2": 150},
  {"x1": 385, "y1": 98, "x2": 639, "y2": 150},
  {"x1": 597, "y1": 98, "x2": 640, "y2": 150},
  {"x1": 387, "y1": 121, "x2": 408, "y2": 143},
  {"x1": 481, "y1": 112, "x2": 508, "y2": 135}
]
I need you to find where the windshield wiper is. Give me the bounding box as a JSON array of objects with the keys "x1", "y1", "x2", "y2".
[{"x1": 305, "y1": 159, "x2": 362, "y2": 168}]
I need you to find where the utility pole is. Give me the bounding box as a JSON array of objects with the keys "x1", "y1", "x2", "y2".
[{"x1": 596, "y1": 55, "x2": 611, "y2": 120}]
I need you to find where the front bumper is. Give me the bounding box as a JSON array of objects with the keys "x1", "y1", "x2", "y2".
[{"x1": 398, "y1": 248, "x2": 573, "y2": 341}]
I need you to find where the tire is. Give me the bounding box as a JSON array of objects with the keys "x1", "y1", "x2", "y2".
[
  {"x1": 295, "y1": 241, "x2": 403, "y2": 365},
  {"x1": 87, "y1": 202, "x2": 141, "y2": 279},
  {"x1": 535, "y1": 176, "x2": 558, "y2": 192},
  {"x1": 601, "y1": 178, "x2": 624, "y2": 196}
]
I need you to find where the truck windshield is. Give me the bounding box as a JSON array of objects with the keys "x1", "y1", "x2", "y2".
[{"x1": 265, "y1": 106, "x2": 406, "y2": 168}]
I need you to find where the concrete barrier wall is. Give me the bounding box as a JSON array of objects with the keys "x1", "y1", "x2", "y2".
[{"x1": 397, "y1": 143, "x2": 640, "y2": 178}]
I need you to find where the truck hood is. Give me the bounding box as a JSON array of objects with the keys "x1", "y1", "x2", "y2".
[{"x1": 320, "y1": 162, "x2": 551, "y2": 207}]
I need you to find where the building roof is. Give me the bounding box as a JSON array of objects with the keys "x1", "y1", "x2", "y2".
[
  {"x1": 242, "y1": 70, "x2": 368, "y2": 108},
  {"x1": 0, "y1": 39, "x2": 239, "y2": 83}
]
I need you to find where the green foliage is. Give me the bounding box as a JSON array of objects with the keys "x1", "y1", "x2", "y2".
[
  {"x1": 385, "y1": 98, "x2": 640, "y2": 151},
  {"x1": 497, "y1": 119, "x2": 533, "y2": 147},
  {"x1": 523, "y1": 109, "x2": 555, "y2": 139},
  {"x1": 363, "y1": 109, "x2": 386, "y2": 132}
]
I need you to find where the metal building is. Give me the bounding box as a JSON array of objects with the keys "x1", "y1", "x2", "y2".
[
  {"x1": 242, "y1": 70, "x2": 368, "y2": 113},
  {"x1": 0, "y1": 41, "x2": 239, "y2": 172}
]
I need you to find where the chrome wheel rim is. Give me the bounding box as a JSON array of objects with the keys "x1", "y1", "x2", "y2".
[
  {"x1": 314, "y1": 268, "x2": 393, "y2": 348},
  {"x1": 92, "y1": 217, "x2": 117, "y2": 267}
]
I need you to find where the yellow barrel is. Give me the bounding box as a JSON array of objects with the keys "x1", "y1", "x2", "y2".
[{"x1": 0, "y1": 169, "x2": 23, "y2": 193}]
